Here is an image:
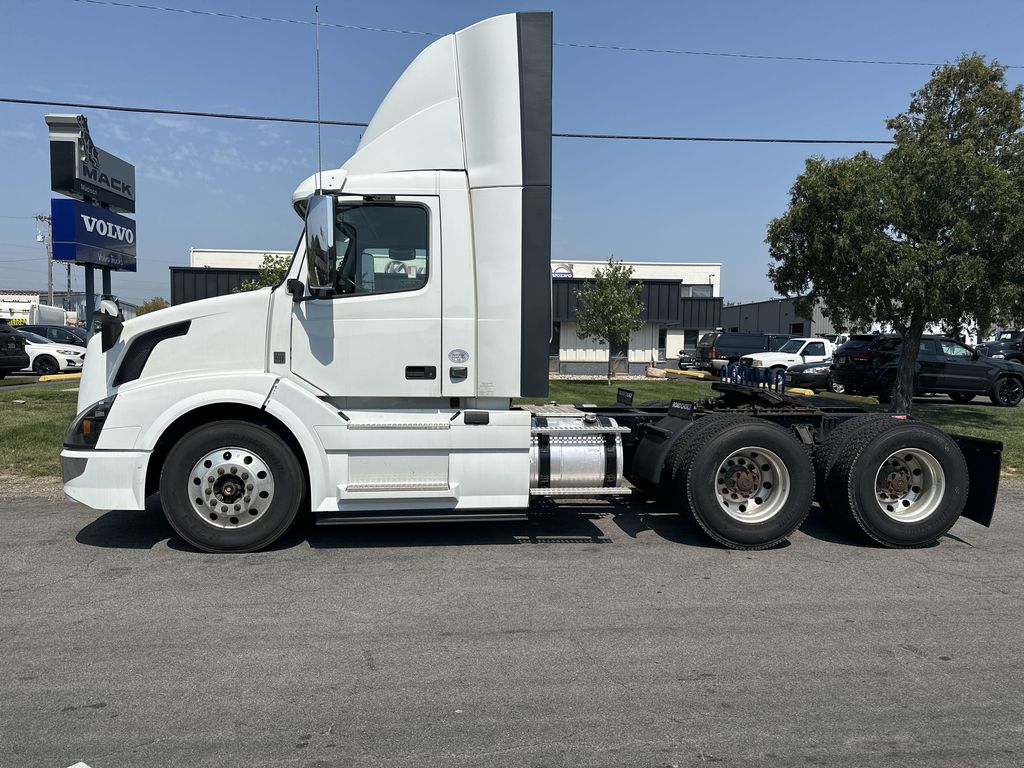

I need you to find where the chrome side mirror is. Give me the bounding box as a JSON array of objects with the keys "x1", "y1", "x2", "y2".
[{"x1": 305, "y1": 194, "x2": 336, "y2": 293}]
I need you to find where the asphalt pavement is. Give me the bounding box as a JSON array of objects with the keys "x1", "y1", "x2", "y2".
[{"x1": 1, "y1": 488, "x2": 1022, "y2": 768}]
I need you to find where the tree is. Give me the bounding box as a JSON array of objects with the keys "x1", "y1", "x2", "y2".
[
  {"x1": 236, "y1": 252, "x2": 292, "y2": 292},
  {"x1": 136, "y1": 297, "x2": 169, "y2": 315},
  {"x1": 768, "y1": 54, "x2": 1024, "y2": 413},
  {"x1": 574, "y1": 257, "x2": 645, "y2": 383}
]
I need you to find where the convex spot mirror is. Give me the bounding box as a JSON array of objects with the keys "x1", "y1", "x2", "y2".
[{"x1": 305, "y1": 194, "x2": 336, "y2": 294}]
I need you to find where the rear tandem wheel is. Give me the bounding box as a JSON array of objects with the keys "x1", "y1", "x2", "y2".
[{"x1": 664, "y1": 415, "x2": 815, "y2": 550}]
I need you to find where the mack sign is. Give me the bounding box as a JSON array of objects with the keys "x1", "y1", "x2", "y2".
[{"x1": 51, "y1": 198, "x2": 137, "y2": 271}]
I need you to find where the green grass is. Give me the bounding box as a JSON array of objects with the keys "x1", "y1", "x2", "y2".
[
  {"x1": 0, "y1": 378, "x2": 1021, "y2": 480},
  {"x1": 0, "y1": 387, "x2": 78, "y2": 477},
  {"x1": 0, "y1": 376, "x2": 37, "y2": 388}
]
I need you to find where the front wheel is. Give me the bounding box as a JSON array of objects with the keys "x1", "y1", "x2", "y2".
[
  {"x1": 159, "y1": 420, "x2": 304, "y2": 553},
  {"x1": 664, "y1": 415, "x2": 814, "y2": 549},
  {"x1": 32, "y1": 355, "x2": 59, "y2": 376},
  {"x1": 827, "y1": 377, "x2": 845, "y2": 394},
  {"x1": 989, "y1": 376, "x2": 1023, "y2": 407}
]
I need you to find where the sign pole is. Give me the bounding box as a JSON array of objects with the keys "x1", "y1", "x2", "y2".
[
  {"x1": 101, "y1": 267, "x2": 111, "y2": 296},
  {"x1": 84, "y1": 266, "x2": 95, "y2": 330}
]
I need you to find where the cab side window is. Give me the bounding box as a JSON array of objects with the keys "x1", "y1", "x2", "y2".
[
  {"x1": 329, "y1": 204, "x2": 429, "y2": 297},
  {"x1": 803, "y1": 341, "x2": 826, "y2": 356}
]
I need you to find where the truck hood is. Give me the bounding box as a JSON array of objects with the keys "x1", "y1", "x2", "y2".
[{"x1": 78, "y1": 288, "x2": 273, "y2": 410}]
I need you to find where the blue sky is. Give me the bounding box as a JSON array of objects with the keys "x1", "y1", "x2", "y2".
[{"x1": 1, "y1": 0, "x2": 1023, "y2": 304}]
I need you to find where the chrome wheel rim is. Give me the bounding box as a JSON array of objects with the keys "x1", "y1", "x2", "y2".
[
  {"x1": 188, "y1": 446, "x2": 274, "y2": 529},
  {"x1": 714, "y1": 446, "x2": 790, "y2": 524},
  {"x1": 874, "y1": 448, "x2": 944, "y2": 523}
]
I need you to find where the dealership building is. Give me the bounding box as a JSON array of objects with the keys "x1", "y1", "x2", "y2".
[{"x1": 172, "y1": 251, "x2": 723, "y2": 374}]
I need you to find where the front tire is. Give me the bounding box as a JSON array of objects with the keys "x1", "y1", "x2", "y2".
[
  {"x1": 989, "y1": 376, "x2": 1023, "y2": 407},
  {"x1": 33, "y1": 355, "x2": 59, "y2": 376},
  {"x1": 159, "y1": 420, "x2": 304, "y2": 553},
  {"x1": 665, "y1": 416, "x2": 814, "y2": 549}
]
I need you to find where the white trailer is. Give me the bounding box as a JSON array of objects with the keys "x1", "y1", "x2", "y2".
[
  {"x1": 62, "y1": 13, "x2": 1001, "y2": 553},
  {"x1": 0, "y1": 295, "x2": 67, "y2": 326}
]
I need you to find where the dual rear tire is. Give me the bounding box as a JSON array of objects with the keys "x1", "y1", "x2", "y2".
[
  {"x1": 664, "y1": 416, "x2": 814, "y2": 549},
  {"x1": 814, "y1": 416, "x2": 968, "y2": 547},
  {"x1": 664, "y1": 413, "x2": 969, "y2": 549}
]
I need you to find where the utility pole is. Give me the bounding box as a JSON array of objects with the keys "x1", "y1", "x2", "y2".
[{"x1": 33, "y1": 213, "x2": 53, "y2": 306}]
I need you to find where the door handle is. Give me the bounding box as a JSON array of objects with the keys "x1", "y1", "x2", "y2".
[{"x1": 405, "y1": 366, "x2": 437, "y2": 380}]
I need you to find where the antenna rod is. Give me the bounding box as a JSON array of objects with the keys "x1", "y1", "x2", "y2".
[{"x1": 315, "y1": 4, "x2": 323, "y2": 192}]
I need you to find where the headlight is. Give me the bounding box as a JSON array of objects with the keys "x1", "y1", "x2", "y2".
[
  {"x1": 64, "y1": 395, "x2": 117, "y2": 448},
  {"x1": 56, "y1": 348, "x2": 79, "y2": 355},
  {"x1": 751, "y1": 360, "x2": 764, "y2": 367},
  {"x1": 805, "y1": 365, "x2": 830, "y2": 373}
]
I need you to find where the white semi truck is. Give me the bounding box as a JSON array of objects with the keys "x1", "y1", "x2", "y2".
[{"x1": 61, "y1": 13, "x2": 1002, "y2": 553}]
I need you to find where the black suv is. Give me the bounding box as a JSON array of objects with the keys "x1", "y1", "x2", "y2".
[
  {"x1": 832, "y1": 334, "x2": 1024, "y2": 406},
  {"x1": 695, "y1": 332, "x2": 794, "y2": 372},
  {"x1": 0, "y1": 320, "x2": 30, "y2": 378},
  {"x1": 20, "y1": 324, "x2": 88, "y2": 347},
  {"x1": 977, "y1": 329, "x2": 1024, "y2": 364}
]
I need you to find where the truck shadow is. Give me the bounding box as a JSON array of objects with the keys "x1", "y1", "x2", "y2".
[{"x1": 76, "y1": 494, "x2": 894, "y2": 552}]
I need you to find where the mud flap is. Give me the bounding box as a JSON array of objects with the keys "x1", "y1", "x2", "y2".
[{"x1": 952, "y1": 433, "x2": 1002, "y2": 527}]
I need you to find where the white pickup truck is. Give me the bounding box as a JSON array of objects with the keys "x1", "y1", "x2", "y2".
[{"x1": 738, "y1": 337, "x2": 836, "y2": 371}]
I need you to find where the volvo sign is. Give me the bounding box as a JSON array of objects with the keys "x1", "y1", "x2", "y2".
[
  {"x1": 45, "y1": 114, "x2": 136, "y2": 213},
  {"x1": 51, "y1": 198, "x2": 137, "y2": 271}
]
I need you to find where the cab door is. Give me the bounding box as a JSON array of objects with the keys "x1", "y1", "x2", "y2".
[{"x1": 290, "y1": 197, "x2": 442, "y2": 398}]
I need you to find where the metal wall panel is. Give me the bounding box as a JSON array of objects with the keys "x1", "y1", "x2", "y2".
[
  {"x1": 169, "y1": 267, "x2": 259, "y2": 305},
  {"x1": 552, "y1": 279, "x2": 721, "y2": 326}
]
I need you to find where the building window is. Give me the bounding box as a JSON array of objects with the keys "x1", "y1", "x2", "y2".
[{"x1": 680, "y1": 283, "x2": 713, "y2": 298}]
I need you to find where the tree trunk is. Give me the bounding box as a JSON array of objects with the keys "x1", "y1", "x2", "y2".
[
  {"x1": 607, "y1": 349, "x2": 614, "y2": 384},
  {"x1": 891, "y1": 318, "x2": 926, "y2": 414}
]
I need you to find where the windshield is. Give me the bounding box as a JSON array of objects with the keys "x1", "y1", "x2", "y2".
[
  {"x1": 17, "y1": 331, "x2": 49, "y2": 345},
  {"x1": 777, "y1": 339, "x2": 806, "y2": 353},
  {"x1": 998, "y1": 331, "x2": 1022, "y2": 341}
]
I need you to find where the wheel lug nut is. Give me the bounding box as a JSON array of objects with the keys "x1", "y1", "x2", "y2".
[
  {"x1": 217, "y1": 468, "x2": 225, "y2": 475},
  {"x1": 205, "y1": 488, "x2": 212, "y2": 495},
  {"x1": 234, "y1": 504, "x2": 241, "y2": 511},
  {"x1": 221, "y1": 505, "x2": 228, "y2": 512},
  {"x1": 244, "y1": 496, "x2": 251, "y2": 503},
  {"x1": 208, "y1": 476, "x2": 214, "y2": 483},
  {"x1": 247, "y1": 483, "x2": 253, "y2": 490},
  {"x1": 242, "y1": 472, "x2": 249, "y2": 480}
]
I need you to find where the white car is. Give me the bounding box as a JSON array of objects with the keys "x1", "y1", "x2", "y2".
[
  {"x1": 15, "y1": 330, "x2": 86, "y2": 376},
  {"x1": 739, "y1": 337, "x2": 836, "y2": 371}
]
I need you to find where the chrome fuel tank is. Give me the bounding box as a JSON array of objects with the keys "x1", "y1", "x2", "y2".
[{"x1": 529, "y1": 415, "x2": 626, "y2": 489}]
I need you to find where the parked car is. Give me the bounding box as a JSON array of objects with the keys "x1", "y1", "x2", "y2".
[
  {"x1": 694, "y1": 332, "x2": 794, "y2": 372},
  {"x1": 784, "y1": 360, "x2": 844, "y2": 393},
  {"x1": 14, "y1": 330, "x2": 87, "y2": 376},
  {"x1": 0, "y1": 320, "x2": 30, "y2": 378},
  {"x1": 676, "y1": 349, "x2": 697, "y2": 369},
  {"x1": 20, "y1": 324, "x2": 88, "y2": 347},
  {"x1": 976, "y1": 329, "x2": 1024, "y2": 363},
  {"x1": 739, "y1": 337, "x2": 836, "y2": 371},
  {"x1": 831, "y1": 333, "x2": 1024, "y2": 407}
]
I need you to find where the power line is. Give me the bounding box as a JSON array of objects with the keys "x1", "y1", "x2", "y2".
[
  {"x1": 0, "y1": 97, "x2": 896, "y2": 145},
  {"x1": 0, "y1": 97, "x2": 369, "y2": 128},
  {"x1": 66, "y1": 0, "x2": 1020, "y2": 69}
]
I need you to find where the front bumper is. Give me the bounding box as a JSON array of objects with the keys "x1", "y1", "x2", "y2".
[
  {"x1": 61, "y1": 448, "x2": 149, "y2": 511},
  {"x1": 785, "y1": 371, "x2": 829, "y2": 390}
]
